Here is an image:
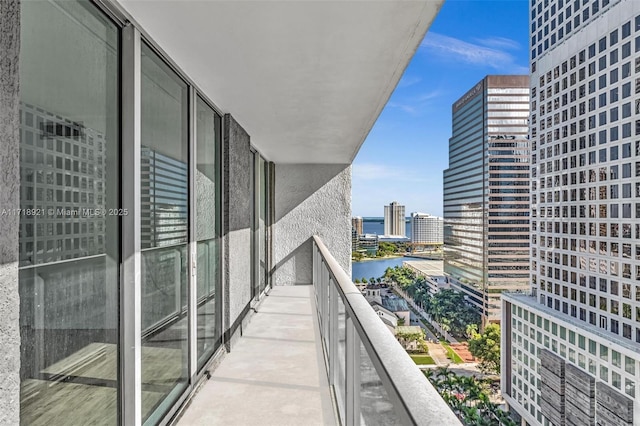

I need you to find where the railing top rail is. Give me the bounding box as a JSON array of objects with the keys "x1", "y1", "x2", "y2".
[{"x1": 312, "y1": 236, "x2": 461, "y2": 426}]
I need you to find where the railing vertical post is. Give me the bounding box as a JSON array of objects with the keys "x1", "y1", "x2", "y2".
[
  {"x1": 345, "y1": 314, "x2": 361, "y2": 426},
  {"x1": 320, "y1": 259, "x2": 325, "y2": 339},
  {"x1": 323, "y1": 264, "x2": 329, "y2": 347},
  {"x1": 328, "y1": 279, "x2": 338, "y2": 387}
]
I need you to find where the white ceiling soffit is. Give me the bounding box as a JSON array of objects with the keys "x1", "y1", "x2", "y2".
[{"x1": 117, "y1": 0, "x2": 443, "y2": 164}]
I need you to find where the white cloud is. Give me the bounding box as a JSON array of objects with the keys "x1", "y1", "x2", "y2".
[
  {"x1": 387, "y1": 89, "x2": 443, "y2": 116},
  {"x1": 398, "y1": 75, "x2": 422, "y2": 88},
  {"x1": 474, "y1": 36, "x2": 520, "y2": 51},
  {"x1": 421, "y1": 32, "x2": 527, "y2": 73}
]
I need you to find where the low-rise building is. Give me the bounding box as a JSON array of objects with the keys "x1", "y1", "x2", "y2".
[
  {"x1": 358, "y1": 233, "x2": 379, "y2": 254},
  {"x1": 403, "y1": 260, "x2": 450, "y2": 295},
  {"x1": 371, "y1": 302, "x2": 399, "y2": 334}
]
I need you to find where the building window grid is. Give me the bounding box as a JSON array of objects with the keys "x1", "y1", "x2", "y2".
[
  {"x1": 509, "y1": 304, "x2": 639, "y2": 420},
  {"x1": 531, "y1": 0, "x2": 628, "y2": 57},
  {"x1": 531, "y1": 12, "x2": 640, "y2": 338}
]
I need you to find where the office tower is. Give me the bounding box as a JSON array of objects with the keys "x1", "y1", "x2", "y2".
[
  {"x1": 443, "y1": 75, "x2": 531, "y2": 324},
  {"x1": 384, "y1": 201, "x2": 406, "y2": 237},
  {"x1": 352, "y1": 227, "x2": 359, "y2": 251},
  {"x1": 0, "y1": 1, "x2": 456, "y2": 425},
  {"x1": 352, "y1": 216, "x2": 364, "y2": 235},
  {"x1": 503, "y1": 1, "x2": 640, "y2": 425},
  {"x1": 410, "y1": 212, "x2": 443, "y2": 244}
]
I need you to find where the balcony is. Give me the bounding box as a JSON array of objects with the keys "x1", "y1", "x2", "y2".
[
  {"x1": 178, "y1": 237, "x2": 459, "y2": 425},
  {"x1": 2, "y1": 1, "x2": 448, "y2": 423}
]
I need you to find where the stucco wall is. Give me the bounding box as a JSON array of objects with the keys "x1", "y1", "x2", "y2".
[
  {"x1": 0, "y1": 0, "x2": 21, "y2": 423},
  {"x1": 222, "y1": 114, "x2": 252, "y2": 348},
  {"x1": 273, "y1": 164, "x2": 351, "y2": 285}
]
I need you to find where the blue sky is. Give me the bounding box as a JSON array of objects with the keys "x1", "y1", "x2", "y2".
[{"x1": 352, "y1": 0, "x2": 530, "y2": 217}]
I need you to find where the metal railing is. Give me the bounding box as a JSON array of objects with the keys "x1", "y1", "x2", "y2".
[{"x1": 312, "y1": 236, "x2": 461, "y2": 426}]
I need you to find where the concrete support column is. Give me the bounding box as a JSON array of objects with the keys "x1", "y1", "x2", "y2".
[
  {"x1": 0, "y1": 0, "x2": 21, "y2": 423},
  {"x1": 273, "y1": 164, "x2": 351, "y2": 286},
  {"x1": 222, "y1": 114, "x2": 252, "y2": 350}
]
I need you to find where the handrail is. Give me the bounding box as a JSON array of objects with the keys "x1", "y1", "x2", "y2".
[{"x1": 312, "y1": 236, "x2": 461, "y2": 426}]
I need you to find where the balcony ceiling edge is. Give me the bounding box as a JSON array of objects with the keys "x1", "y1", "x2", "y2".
[{"x1": 116, "y1": 0, "x2": 443, "y2": 164}]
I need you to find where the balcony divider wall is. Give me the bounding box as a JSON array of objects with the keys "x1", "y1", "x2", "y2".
[
  {"x1": 222, "y1": 114, "x2": 254, "y2": 351},
  {"x1": 14, "y1": 0, "x2": 267, "y2": 424}
]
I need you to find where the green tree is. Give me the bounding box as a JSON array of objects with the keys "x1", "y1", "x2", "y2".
[
  {"x1": 428, "y1": 289, "x2": 481, "y2": 337},
  {"x1": 469, "y1": 323, "x2": 501, "y2": 374},
  {"x1": 395, "y1": 327, "x2": 427, "y2": 351},
  {"x1": 425, "y1": 369, "x2": 514, "y2": 425},
  {"x1": 354, "y1": 278, "x2": 361, "y2": 283},
  {"x1": 362, "y1": 277, "x2": 368, "y2": 283},
  {"x1": 466, "y1": 323, "x2": 479, "y2": 339}
]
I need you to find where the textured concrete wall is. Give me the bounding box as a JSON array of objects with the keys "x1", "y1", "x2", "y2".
[
  {"x1": 0, "y1": 0, "x2": 21, "y2": 423},
  {"x1": 222, "y1": 114, "x2": 252, "y2": 349},
  {"x1": 273, "y1": 164, "x2": 351, "y2": 285}
]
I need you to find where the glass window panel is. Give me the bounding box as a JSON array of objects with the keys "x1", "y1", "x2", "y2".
[
  {"x1": 140, "y1": 42, "x2": 189, "y2": 423},
  {"x1": 259, "y1": 157, "x2": 268, "y2": 294},
  {"x1": 252, "y1": 153, "x2": 270, "y2": 298},
  {"x1": 196, "y1": 96, "x2": 222, "y2": 368},
  {"x1": 19, "y1": 1, "x2": 119, "y2": 424}
]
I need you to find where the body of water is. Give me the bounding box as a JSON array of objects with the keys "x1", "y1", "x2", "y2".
[
  {"x1": 362, "y1": 217, "x2": 411, "y2": 238},
  {"x1": 352, "y1": 257, "x2": 406, "y2": 281}
]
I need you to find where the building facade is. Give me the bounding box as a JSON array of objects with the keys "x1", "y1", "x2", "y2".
[
  {"x1": 503, "y1": 1, "x2": 640, "y2": 425},
  {"x1": 410, "y1": 212, "x2": 443, "y2": 244},
  {"x1": 358, "y1": 233, "x2": 380, "y2": 254},
  {"x1": 384, "y1": 201, "x2": 406, "y2": 237},
  {"x1": 443, "y1": 75, "x2": 531, "y2": 324}
]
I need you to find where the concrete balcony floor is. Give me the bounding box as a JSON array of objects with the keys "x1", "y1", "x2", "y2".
[{"x1": 178, "y1": 285, "x2": 337, "y2": 426}]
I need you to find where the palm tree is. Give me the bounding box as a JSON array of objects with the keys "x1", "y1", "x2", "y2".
[{"x1": 423, "y1": 369, "x2": 434, "y2": 382}]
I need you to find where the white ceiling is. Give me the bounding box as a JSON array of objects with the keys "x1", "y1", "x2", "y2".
[{"x1": 117, "y1": 0, "x2": 443, "y2": 164}]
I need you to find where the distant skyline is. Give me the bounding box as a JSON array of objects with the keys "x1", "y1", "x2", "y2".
[{"x1": 351, "y1": 0, "x2": 530, "y2": 217}]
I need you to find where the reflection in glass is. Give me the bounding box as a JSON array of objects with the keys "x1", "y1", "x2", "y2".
[
  {"x1": 335, "y1": 298, "x2": 346, "y2": 423},
  {"x1": 140, "y1": 42, "x2": 189, "y2": 424},
  {"x1": 258, "y1": 157, "x2": 269, "y2": 294},
  {"x1": 252, "y1": 154, "x2": 269, "y2": 299},
  {"x1": 19, "y1": 1, "x2": 119, "y2": 424},
  {"x1": 195, "y1": 97, "x2": 222, "y2": 368},
  {"x1": 359, "y1": 342, "x2": 402, "y2": 426}
]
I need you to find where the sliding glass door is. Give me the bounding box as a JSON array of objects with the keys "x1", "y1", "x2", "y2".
[
  {"x1": 139, "y1": 42, "x2": 190, "y2": 424},
  {"x1": 252, "y1": 154, "x2": 270, "y2": 299},
  {"x1": 195, "y1": 96, "x2": 222, "y2": 369},
  {"x1": 19, "y1": 1, "x2": 226, "y2": 424},
  {"x1": 19, "y1": 1, "x2": 120, "y2": 424}
]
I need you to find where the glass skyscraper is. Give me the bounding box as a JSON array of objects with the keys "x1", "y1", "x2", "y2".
[{"x1": 444, "y1": 75, "x2": 531, "y2": 324}]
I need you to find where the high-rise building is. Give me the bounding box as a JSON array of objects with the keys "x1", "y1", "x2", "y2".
[
  {"x1": 410, "y1": 212, "x2": 443, "y2": 244},
  {"x1": 443, "y1": 75, "x2": 531, "y2": 324},
  {"x1": 352, "y1": 216, "x2": 364, "y2": 235},
  {"x1": 503, "y1": 2, "x2": 640, "y2": 425},
  {"x1": 384, "y1": 201, "x2": 405, "y2": 237}
]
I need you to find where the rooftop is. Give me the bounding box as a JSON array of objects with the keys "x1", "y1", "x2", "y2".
[{"x1": 404, "y1": 260, "x2": 445, "y2": 277}]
